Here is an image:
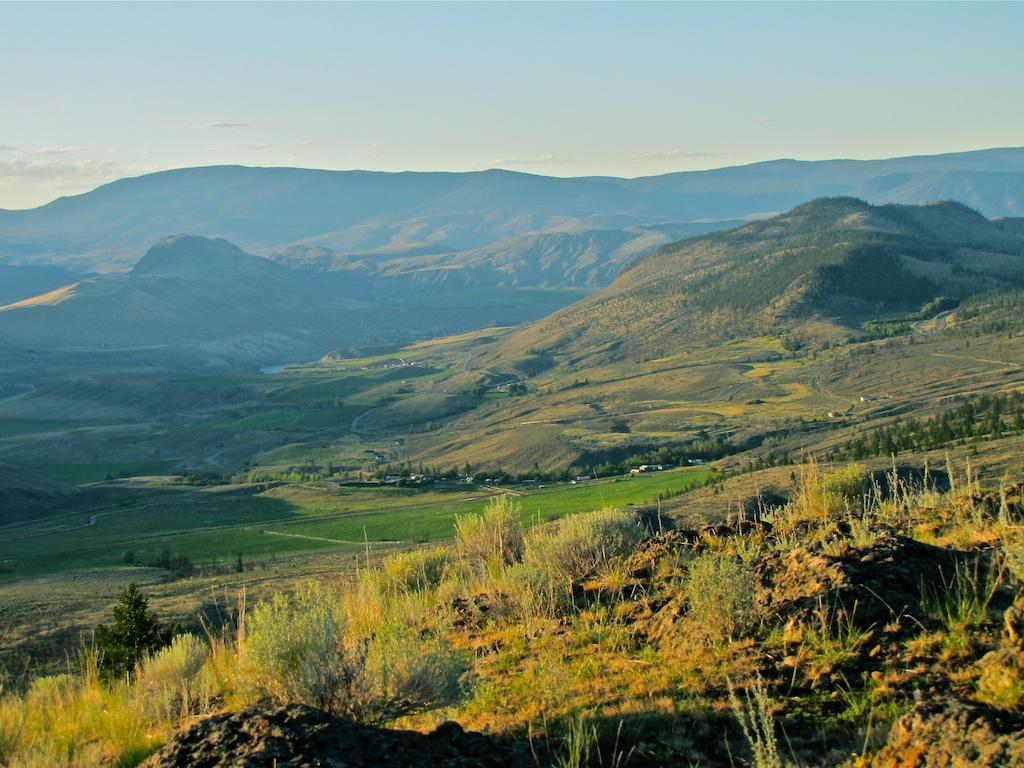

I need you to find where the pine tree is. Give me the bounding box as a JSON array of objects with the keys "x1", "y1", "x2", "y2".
[{"x1": 95, "y1": 582, "x2": 165, "y2": 676}]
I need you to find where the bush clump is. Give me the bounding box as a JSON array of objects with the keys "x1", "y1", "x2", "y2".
[
  {"x1": 685, "y1": 552, "x2": 755, "y2": 643},
  {"x1": 525, "y1": 507, "x2": 645, "y2": 585},
  {"x1": 456, "y1": 496, "x2": 525, "y2": 570},
  {"x1": 381, "y1": 547, "x2": 452, "y2": 593},
  {"x1": 796, "y1": 462, "x2": 870, "y2": 518},
  {"x1": 245, "y1": 585, "x2": 347, "y2": 712},
  {"x1": 243, "y1": 583, "x2": 468, "y2": 723},
  {"x1": 136, "y1": 634, "x2": 212, "y2": 722}
]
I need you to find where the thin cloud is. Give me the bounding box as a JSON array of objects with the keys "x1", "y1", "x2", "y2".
[
  {"x1": 634, "y1": 149, "x2": 733, "y2": 161},
  {"x1": 205, "y1": 121, "x2": 250, "y2": 129},
  {"x1": 205, "y1": 142, "x2": 276, "y2": 152},
  {"x1": 0, "y1": 145, "x2": 16, "y2": 152},
  {"x1": 29, "y1": 146, "x2": 83, "y2": 156},
  {"x1": 0, "y1": 157, "x2": 119, "y2": 181},
  {"x1": 493, "y1": 155, "x2": 577, "y2": 166}
]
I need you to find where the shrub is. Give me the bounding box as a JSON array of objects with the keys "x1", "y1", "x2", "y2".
[
  {"x1": 136, "y1": 634, "x2": 213, "y2": 722},
  {"x1": 244, "y1": 585, "x2": 352, "y2": 713},
  {"x1": 729, "y1": 676, "x2": 783, "y2": 768},
  {"x1": 358, "y1": 621, "x2": 469, "y2": 723},
  {"x1": 501, "y1": 562, "x2": 559, "y2": 621},
  {"x1": 381, "y1": 547, "x2": 452, "y2": 593},
  {"x1": 243, "y1": 583, "x2": 468, "y2": 723},
  {"x1": 821, "y1": 463, "x2": 869, "y2": 502},
  {"x1": 795, "y1": 462, "x2": 869, "y2": 519},
  {"x1": 456, "y1": 495, "x2": 525, "y2": 569},
  {"x1": 685, "y1": 553, "x2": 755, "y2": 643},
  {"x1": 525, "y1": 508, "x2": 645, "y2": 585}
]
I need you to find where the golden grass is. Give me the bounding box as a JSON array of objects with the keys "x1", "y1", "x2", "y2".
[{"x1": 0, "y1": 282, "x2": 80, "y2": 311}]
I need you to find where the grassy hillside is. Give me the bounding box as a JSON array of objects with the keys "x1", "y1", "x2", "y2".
[
  {"x1": 494, "y1": 198, "x2": 1024, "y2": 367},
  {"x1": 2, "y1": 196, "x2": 1024, "y2": 767},
  {"x1": 0, "y1": 464, "x2": 88, "y2": 525}
]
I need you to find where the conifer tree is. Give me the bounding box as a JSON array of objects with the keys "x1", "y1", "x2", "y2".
[{"x1": 95, "y1": 582, "x2": 165, "y2": 676}]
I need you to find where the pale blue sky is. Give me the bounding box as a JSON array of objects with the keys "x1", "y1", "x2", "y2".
[{"x1": 1, "y1": 1, "x2": 1022, "y2": 209}]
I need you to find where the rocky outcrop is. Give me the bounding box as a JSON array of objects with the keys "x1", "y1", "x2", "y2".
[
  {"x1": 142, "y1": 705, "x2": 534, "y2": 768},
  {"x1": 753, "y1": 533, "x2": 968, "y2": 628},
  {"x1": 872, "y1": 697, "x2": 1024, "y2": 767}
]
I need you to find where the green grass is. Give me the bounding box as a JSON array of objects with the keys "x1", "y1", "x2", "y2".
[{"x1": 0, "y1": 467, "x2": 712, "y2": 581}]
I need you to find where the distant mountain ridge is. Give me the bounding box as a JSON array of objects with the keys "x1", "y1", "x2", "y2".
[
  {"x1": 273, "y1": 221, "x2": 741, "y2": 288},
  {"x1": 494, "y1": 197, "x2": 1024, "y2": 367},
  {"x1": 0, "y1": 235, "x2": 583, "y2": 367},
  {"x1": 0, "y1": 235, "x2": 369, "y2": 364},
  {"x1": 2, "y1": 147, "x2": 1024, "y2": 287}
]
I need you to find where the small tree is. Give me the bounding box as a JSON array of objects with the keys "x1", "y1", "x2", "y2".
[{"x1": 95, "y1": 582, "x2": 166, "y2": 677}]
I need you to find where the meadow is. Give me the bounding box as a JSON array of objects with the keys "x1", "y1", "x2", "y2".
[{"x1": 0, "y1": 467, "x2": 714, "y2": 581}]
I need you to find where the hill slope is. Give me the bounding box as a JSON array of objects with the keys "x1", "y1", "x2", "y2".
[
  {"x1": 275, "y1": 222, "x2": 741, "y2": 288},
  {"x1": 0, "y1": 236, "x2": 363, "y2": 362},
  {"x1": 0, "y1": 264, "x2": 82, "y2": 306},
  {"x1": 0, "y1": 463, "x2": 82, "y2": 524},
  {"x1": 496, "y1": 198, "x2": 1024, "y2": 366}
]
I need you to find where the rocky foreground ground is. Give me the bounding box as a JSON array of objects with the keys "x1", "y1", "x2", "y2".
[
  {"x1": 143, "y1": 705, "x2": 537, "y2": 768},
  {"x1": 144, "y1": 482, "x2": 1024, "y2": 767}
]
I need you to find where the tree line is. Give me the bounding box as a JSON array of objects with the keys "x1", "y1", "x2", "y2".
[{"x1": 831, "y1": 390, "x2": 1024, "y2": 461}]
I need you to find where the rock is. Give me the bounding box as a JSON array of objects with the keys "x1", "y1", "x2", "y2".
[
  {"x1": 753, "y1": 533, "x2": 968, "y2": 629},
  {"x1": 142, "y1": 705, "x2": 535, "y2": 768},
  {"x1": 700, "y1": 520, "x2": 773, "y2": 539},
  {"x1": 871, "y1": 697, "x2": 1024, "y2": 767},
  {"x1": 623, "y1": 530, "x2": 694, "y2": 577},
  {"x1": 451, "y1": 593, "x2": 511, "y2": 628},
  {"x1": 956, "y1": 484, "x2": 1024, "y2": 523},
  {"x1": 976, "y1": 641, "x2": 1024, "y2": 710},
  {"x1": 1004, "y1": 589, "x2": 1024, "y2": 644}
]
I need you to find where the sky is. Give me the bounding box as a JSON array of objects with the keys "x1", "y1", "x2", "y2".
[{"x1": 1, "y1": 1, "x2": 1023, "y2": 210}]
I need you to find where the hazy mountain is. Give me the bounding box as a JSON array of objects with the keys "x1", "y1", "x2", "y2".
[
  {"x1": 273, "y1": 221, "x2": 742, "y2": 288},
  {"x1": 496, "y1": 197, "x2": 1024, "y2": 366},
  {"x1": 0, "y1": 235, "x2": 584, "y2": 367},
  {"x1": 0, "y1": 235, "x2": 370, "y2": 365},
  {"x1": 2, "y1": 148, "x2": 1024, "y2": 278}
]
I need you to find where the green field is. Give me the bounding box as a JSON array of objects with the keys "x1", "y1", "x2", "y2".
[{"x1": 0, "y1": 466, "x2": 713, "y2": 580}]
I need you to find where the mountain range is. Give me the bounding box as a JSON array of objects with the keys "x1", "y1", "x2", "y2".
[
  {"x1": 2, "y1": 147, "x2": 1024, "y2": 289},
  {"x1": 4, "y1": 196, "x2": 1023, "y2": 376}
]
